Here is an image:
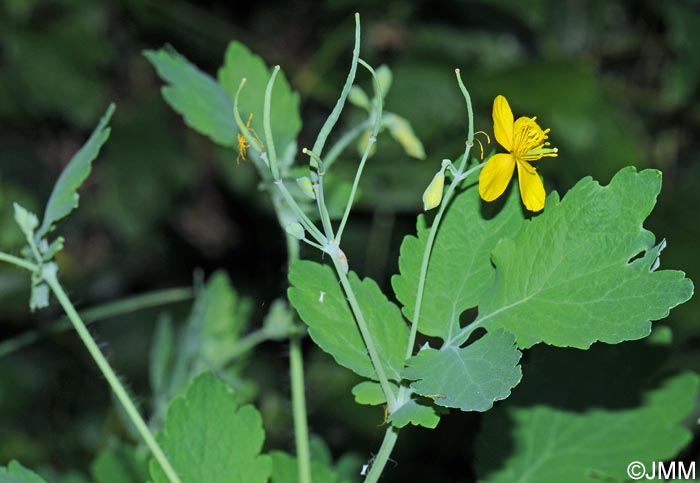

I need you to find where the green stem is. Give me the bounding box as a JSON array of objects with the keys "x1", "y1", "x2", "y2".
[
  {"x1": 402, "y1": 161, "x2": 483, "y2": 361},
  {"x1": 217, "y1": 328, "x2": 270, "y2": 363},
  {"x1": 42, "y1": 268, "x2": 181, "y2": 483},
  {"x1": 315, "y1": 174, "x2": 335, "y2": 240},
  {"x1": 0, "y1": 251, "x2": 38, "y2": 272},
  {"x1": 331, "y1": 256, "x2": 397, "y2": 410},
  {"x1": 323, "y1": 119, "x2": 371, "y2": 169},
  {"x1": 0, "y1": 287, "x2": 193, "y2": 359},
  {"x1": 363, "y1": 427, "x2": 399, "y2": 483},
  {"x1": 290, "y1": 334, "x2": 312, "y2": 483},
  {"x1": 274, "y1": 180, "x2": 327, "y2": 244}
]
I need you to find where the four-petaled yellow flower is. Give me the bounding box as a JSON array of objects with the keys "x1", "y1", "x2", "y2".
[{"x1": 479, "y1": 95, "x2": 558, "y2": 212}]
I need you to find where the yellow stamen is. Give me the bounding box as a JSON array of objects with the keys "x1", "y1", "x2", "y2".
[
  {"x1": 475, "y1": 137, "x2": 485, "y2": 159},
  {"x1": 236, "y1": 113, "x2": 265, "y2": 163}
]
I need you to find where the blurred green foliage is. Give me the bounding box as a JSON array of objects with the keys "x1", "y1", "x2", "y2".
[{"x1": 1, "y1": 0, "x2": 699, "y2": 481}]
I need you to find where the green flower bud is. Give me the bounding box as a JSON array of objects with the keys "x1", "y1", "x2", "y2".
[
  {"x1": 285, "y1": 222, "x2": 305, "y2": 240},
  {"x1": 296, "y1": 177, "x2": 316, "y2": 200},
  {"x1": 422, "y1": 172, "x2": 445, "y2": 211}
]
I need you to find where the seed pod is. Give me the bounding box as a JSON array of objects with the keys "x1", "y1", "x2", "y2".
[{"x1": 422, "y1": 171, "x2": 445, "y2": 211}]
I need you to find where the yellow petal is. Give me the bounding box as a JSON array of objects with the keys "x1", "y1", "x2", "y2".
[
  {"x1": 479, "y1": 153, "x2": 515, "y2": 202},
  {"x1": 493, "y1": 95, "x2": 514, "y2": 152},
  {"x1": 516, "y1": 160, "x2": 546, "y2": 211},
  {"x1": 422, "y1": 172, "x2": 445, "y2": 210}
]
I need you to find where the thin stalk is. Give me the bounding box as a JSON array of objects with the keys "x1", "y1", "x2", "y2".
[
  {"x1": 217, "y1": 328, "x2": 270, "y2": 363},
  {"x1": 315, "y1": 175, "x2": 335, "y2": 240},
  {"x1": 312, "y1": 13, "x2": 361, "y2": 157},
  {"x1": 290, "y1": 334, "x2": 312, "y2": 483},
  {"x1": 331, "y1": 256, "x2": 397, "y2": 410},
  {"x1": 0, "y1": 251, "x2": 38, "y2": 272},
  {"x1": 43, "y1": 268, "x2": 181, "y2": 483},
  {"x1": 281, "y1": 209, "x2": 313, "y2": 483},
  {"x1": 264, "y1": 66, "x2": 281, "y2": 179},
  {"x1": 324, "y1": 119, "x2": 371, "y2": 169},
  {"x1": 402, "y1": 160, "x2": 484, "y2": 361},
  {"x1": 0, "y1": 287, "x2": 193, "y2": 359},
  {"x1": 274, "y1": 180, "x2": 327, "y2": 244},
  {"x1": 336, "y1": 59, "x2": 383, "y2": 242},
  {"x1": 363, "y1": 427, "x2": 399, "y2": 483}
]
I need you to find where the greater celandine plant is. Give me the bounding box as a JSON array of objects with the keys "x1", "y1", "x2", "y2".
[{"x1": 0, "y1": 13, "x2": 696, "y2": 483}]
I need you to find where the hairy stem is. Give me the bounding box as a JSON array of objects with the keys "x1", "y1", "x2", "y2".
[
  {"x1": 43, "y1": 268, "x2": 181, "y2": 483},
  {"x1": 290, "y1": 334, "x2": 312, "y2": 483},
  {"x1": 0, "y1": 251, "x2": 38, "y2": 272},
  {"x1": 0, "y1": 287, "x2": 193, "y2": 359},
  {"x1": 363, "y1": 427, "x2": 399, "y2": 483}
]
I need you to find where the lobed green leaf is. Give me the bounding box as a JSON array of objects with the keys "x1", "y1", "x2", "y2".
[
  {"x1": 144, "y1": 47, "x2": 235, "y2": 147},
  {"x1": 393, "y1": 169, "x2": 525, "y2": 342},
  {"x1": 476, "y1": 167, "x2": 694, "y2": 349},
  {"x1": 476, "y1": 340, "x2": 699, "y2": 483},
  {"x1": 217, "y1": 42, "x2": 301, "y2": 158},
  {"x1": 288, "y1": 260, "x2": 408, "y2": 382},
  {"x1": 36, "y1": 103, "x2": 114, "y2": 239},
  {"x1": 403, "y1": 329, "x2": 522, "y2": 411},
  {"x1": 149, "y1": 372, "x2": 271, "y2": 483}
]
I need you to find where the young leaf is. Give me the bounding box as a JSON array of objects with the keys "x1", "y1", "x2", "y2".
[
  {"x1": 217, "y1": 41, "x2": 301, "y2": 158},
  {"x1": 149, "y1": 314, "x2": 175, "y2": 404},
  {"x1": 476, "y1": 167, "x2": 694, "y2": 349},
  {"x1": 393, "y1": 170, "x2": 525, "y2": 342},
  {"x1": 36, "y1": 104, "x2": 115, "y2": 239},
  {"x1": 476, "y1": 340, "x2": 699, "y2": 483},
  {"x1": 288, "y1": 260, "x2": 408, "y2": 382},
  {"x1": 144, "y1": 47, "x2": 236, "y2": 147},
  {"x1": 166, "y1": 271, "x2": 251, "y2": 405},
  {"x1": 13, "y1": 203, "x2": 39, "y2": 238},
  {"x1": 149, "y1": 372, "x2": 271, "y2": 483},
  {"x1": 0, "y1": 461, "x2": 52, "y2": 483},
  {"x1": 403, "y1": 329, "x2": 522, "y2": 411},
  {"x1": 352, "y1": 381, "x2": 389, "y2": 406},
  {"x1": 388, "y1": 398, "x2": 443, "y2": 429}
]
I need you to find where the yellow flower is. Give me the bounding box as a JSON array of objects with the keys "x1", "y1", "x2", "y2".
[{"x1": 479, "y1": 95, "x2": 558, "y2": 211}]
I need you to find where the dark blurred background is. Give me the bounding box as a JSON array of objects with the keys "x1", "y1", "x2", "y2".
[{"x1": 1, "y1": 0, "x2": 699, "y2": 481}]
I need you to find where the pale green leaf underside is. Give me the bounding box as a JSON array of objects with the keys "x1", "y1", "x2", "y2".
[
  {"x1": 403, "y1": 329, "x2": 522, "y2": 412},
  {"x1": 149, "y1": 373, "x2": 271, "y2": 483},
  {"x1": 145, "y1": 42, "x2": 301, "y2": 155},
  {"x1": 36, "y1": 103, "x2": 114, "y2": 239},
  {"x1": 392, "y1": 170, "x2": 525, "y2": 342},
  {"x1": 476, "y1": 167, "x2": 694, "y2": 349},
  {"x1": 0, "y1": 461, "x2": 52, "y2": 483},
  {"x1": 288, "y1": 260, "x2": 408, "y2": 382},
  {"x1": 217, "y1": 42, "x2": 301, "y2": 156},
  {"x1": 476, "y1": 343, "x2": 699, "y2": 483},
  {"x1": 144, "y1": 47, "x2": 236, "y2": 147}
]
